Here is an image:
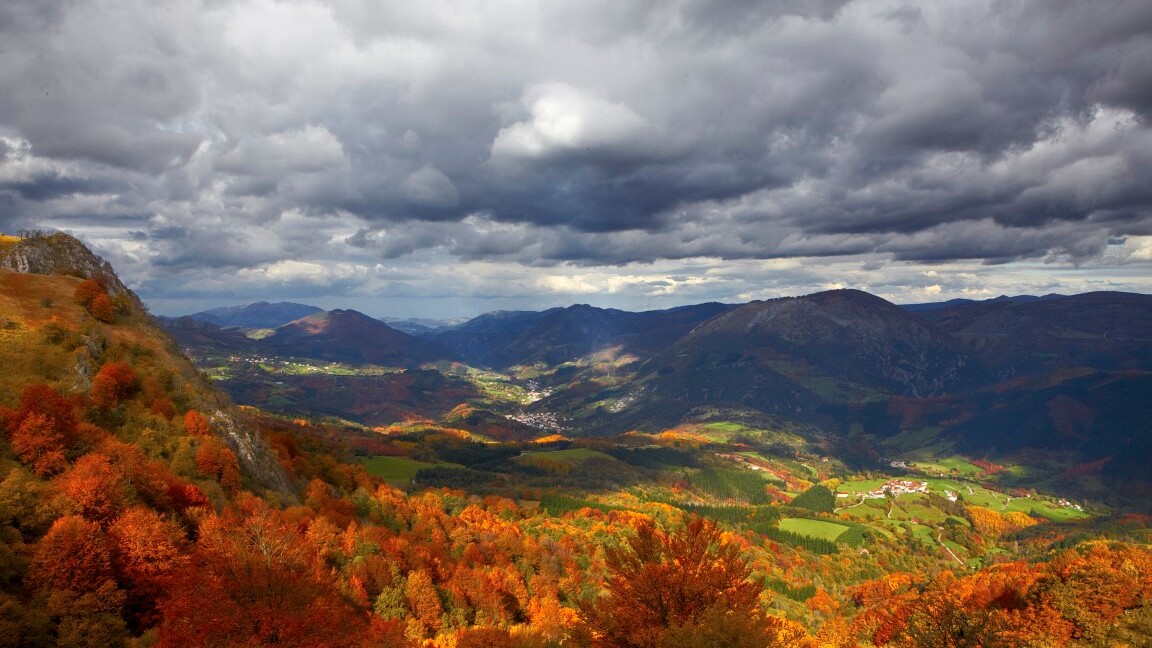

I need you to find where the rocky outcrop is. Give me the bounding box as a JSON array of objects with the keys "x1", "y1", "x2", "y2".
[
  {"x1": 209, "y1": 407, "x2": 297, "y2": 495},
  {"x1": 0, "y1": 231, "x2": 139, "y2": 304}
]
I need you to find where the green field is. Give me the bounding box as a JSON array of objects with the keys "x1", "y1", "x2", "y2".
[
  {"x1": 362, "y1": 456, "x2": 442, "y2": 482},
  {"x1": 902, "y1": 455, "x2": 983, "y2": 477},
  {"x1": 881, "y1": 426, "x2": 942, "y2": 452},
  {"x1": 778, "y1": 517, "x2": 850, "y2": 542},
  {"x1": 836, "y1": 476, "x2": 1091, "y2": 523},
  {"x1": 520, "y1": 448, "x2": 614, "y2": 462}
]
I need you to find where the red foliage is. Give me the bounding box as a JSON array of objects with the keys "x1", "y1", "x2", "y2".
[
  {"x1": 91, "y1": 362, "x2": 139, "y2": 409},
  {"x1": 73, "y1": 278, "x2": 106, "y2": 307},
  {"x1": 28, "y1": 515, "x2": 118, "y2": 593},
  {"x1": 3, "y1": 384, "x2": 79, "y2": 476},
  {"x1": 167, "y1": 483, "x2": 211, "y2": 512},
  {"x1": 195, "y1": 439, "x2": 243, "y2": 495},
  {"x1": 970, "y1": 458, "x2": 1005, "y2": 476},
  {"x1": 10, "y1": 413, "x2": 68, "y2": 477},
  {"x1": 579, "y1": 517, "x2": 773, "y2": 648},
  {"x1": 183, "y1": 410, "x2": 212, "y2": 437},
  {"x1": 89, "y1": 292, "x2": 117, "y2": 323},
  {"x1": 149, "y1": 395, "x2": 176, "y2": 419},
  {"x1": 57, "y1": 453, "x2": 130, "y2": 523},
  {"x1": 75, "y1": 278, "x2": 117, "y2": 322},
  {"x1": 108, "y1": 506, "x2": 188, "y2": 628},
  {"x1": 158, "y1": 499, "x2": 371, "y2": 648}
]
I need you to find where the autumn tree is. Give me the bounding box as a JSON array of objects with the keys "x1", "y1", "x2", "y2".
[
  {"x1": 56, "y1": 453, "x2": 131, "y2": 524},
  {"x1": 10, "y1": 413, "x2": 68, "y2": 477},
  {"x1": 183, "y1": 410, "x2": 211, "y2": 437},
  {"x1": 90, "y1": 362, "x2": 138, "y2": 410},
  {"x1": 26, "y1": 515, "x2": 128, "y2": 646},
  {"x1": 3, "y1": 385, "x2": 79, "y2": 476},
  {"x1": 74, "y1": 278, "x2": 116, "y2": 323},
  {"x1": 158, "y1": 497, "x2": 369, "y2": 647},
  {"x1": 107, "y1": 507, "x2": 188, "y2": 629},
  {"x1": 194, "y1": 438, "x2": 243, "y2": 496},
  {"x1": 405, "y1": 568, "x2": 443, "y2": 638},
  {"x1": 579, "y1": 516, "x2": 790, "y2": 648}
]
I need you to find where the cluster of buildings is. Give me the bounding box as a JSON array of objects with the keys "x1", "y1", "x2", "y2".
[{"x1": 862, "y1": 479, "x2": 929, "y2": 499}]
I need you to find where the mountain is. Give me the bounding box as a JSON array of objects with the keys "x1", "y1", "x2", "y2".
[
  {"x1": 900, "y1": 294, "x2": 1062, "y2": 312},
  {"x1": 676, "y1": 289, "x2": 980, "y2": 397},
  {"x1": 916, "y1": 291, "x2": 1152, "y2": 379},
  {"x1": 434, "y1": 302, "x2": 737, "y2": 369},
  {"x1": 266, "y1": 308, "x2": 446, "y2": 366},
  {"x1": 187, "y1": 301, "x2": 323, "y2": 329},
  {"x1": 535, "y1": 289, "x2": 982, "y2": 432},
  {"x1": 0, "y1": 230, "x2": 141, "y2": 307}
]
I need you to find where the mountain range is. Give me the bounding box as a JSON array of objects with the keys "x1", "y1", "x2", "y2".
[{"x1": 162, "y1": 286, "x2": 1152, "y2": 510}]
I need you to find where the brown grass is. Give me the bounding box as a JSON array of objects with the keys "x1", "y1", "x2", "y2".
[{"x1": 0, "y1": 270, "x2": 212, "y2": 410}]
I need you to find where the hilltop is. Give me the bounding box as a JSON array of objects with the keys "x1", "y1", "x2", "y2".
[{"x1": 183, "y1": 301, "x2": 323, "y2": 329}]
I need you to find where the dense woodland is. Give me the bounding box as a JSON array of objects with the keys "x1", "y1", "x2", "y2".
[{"x1": 1, "y1": 235, "x2": 1152, "y2": 647}]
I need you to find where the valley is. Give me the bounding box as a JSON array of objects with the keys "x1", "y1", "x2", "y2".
[{"x1": 0, "y1": 233, "x2": 1149, "y2": 647}]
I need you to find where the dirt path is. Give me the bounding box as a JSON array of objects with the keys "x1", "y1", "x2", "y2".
[
  {"x1": 937, "y1": 530, "x2": 965, "y2": 567},
  {"x1": 834, "y1": 495, "x2": 866, "y2": 513}
]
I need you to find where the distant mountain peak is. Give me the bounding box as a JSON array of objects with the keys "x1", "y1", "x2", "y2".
[
  {"x1": 268, "y1": 308, "x2": 445, "y2": 366},
  {"x1": 189, "y1": 301, "x2": 323, "y2": 329}
]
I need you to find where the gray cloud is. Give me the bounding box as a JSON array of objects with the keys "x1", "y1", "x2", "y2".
[{"x1": 1, "y1": 0, "x2": 1150, "y2": 315}]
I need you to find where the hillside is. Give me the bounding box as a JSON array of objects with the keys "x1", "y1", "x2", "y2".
[
  {"x1": 918, "y1": 291, "x2": 1152, "y2": 378},
  {"x1": 0, "y1": 234, "x2": 290, "y2": 493}
]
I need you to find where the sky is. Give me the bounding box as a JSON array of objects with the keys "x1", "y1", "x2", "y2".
[{"x1": 2, "y1": 0, "x2": 1151, "y2": 319}]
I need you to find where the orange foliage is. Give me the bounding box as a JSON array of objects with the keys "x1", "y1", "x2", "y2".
[
  {"x1": 89, "y1": 292, "x2": 116, "y2": 322},
  {"x1": 966, "y1": 505, "x2": 1037, "y2": 538},
  {"x1": 3, "y1": 384, "x2": 79, "y2": 476},
  {"x1": 405, "y1": 568, "x2": 443, "y2": 636},
  {"x1": 183, "y1": 410, "x2": 212, "y2": 437},
  {"x1": 194, "y1": 438, "x2": 243, "y2": 495},
  {"x1": 108, "y1": 506, "x2": 188, "y2": 628},
  {"x1": 73, "y1": 278, "x2": 106, "y2": 307},
  {"x1": 579, "y1": 517, "x2": 782, "y2": 648},
  {"x1": 91, "y1": 362, "x2": 138, "y2": 409},
  {"x1": 10, "y1": 413, "x2": 68, "y2": 477},
  {"x1": 28, "y1": 515, "x2": 118, "y2": 593},
  {"x1": 57, "y1": 453, "x2": 130, "y2": 523},
  {"x1": 75, "y1": 278, "x2": 117, "y2": 322},
  {"x1": 158, "y1": 498, "x2": 370, "y2": 648},
  {"x1": 852, "y1": 544, "x2": 1152, "y2": 647}
]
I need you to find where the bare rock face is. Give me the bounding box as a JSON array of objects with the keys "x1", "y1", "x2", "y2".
[
  {"x1": 0, "y1": 232, "x2": 136, "y2": 299},
  {"x1": 209, "y1": 407, "x2": 297, "y2": 495}
]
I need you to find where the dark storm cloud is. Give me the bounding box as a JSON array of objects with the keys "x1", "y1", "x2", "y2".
[{"x1": 1, "y1": 0, "x2": 1151, "y2": 311}]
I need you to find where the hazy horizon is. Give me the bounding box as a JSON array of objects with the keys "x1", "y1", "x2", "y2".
[{"x1": 149, "y1": 285, "x2": 1149, "y2": 323}]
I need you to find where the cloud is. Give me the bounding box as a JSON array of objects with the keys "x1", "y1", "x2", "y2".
[
  {"x1": 1, "y1": 0, "x2": 1150, "y2": 315},
  {"x1": 490, "y1": 83, "x2": 677, "y2": 165},
  {"x1": 402, "y1": 165, "x2": 459, "y2": 208}
]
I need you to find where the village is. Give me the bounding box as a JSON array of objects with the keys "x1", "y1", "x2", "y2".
[{"x1": 833, "y1": 478, "x2": 932, "y2": 500}]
